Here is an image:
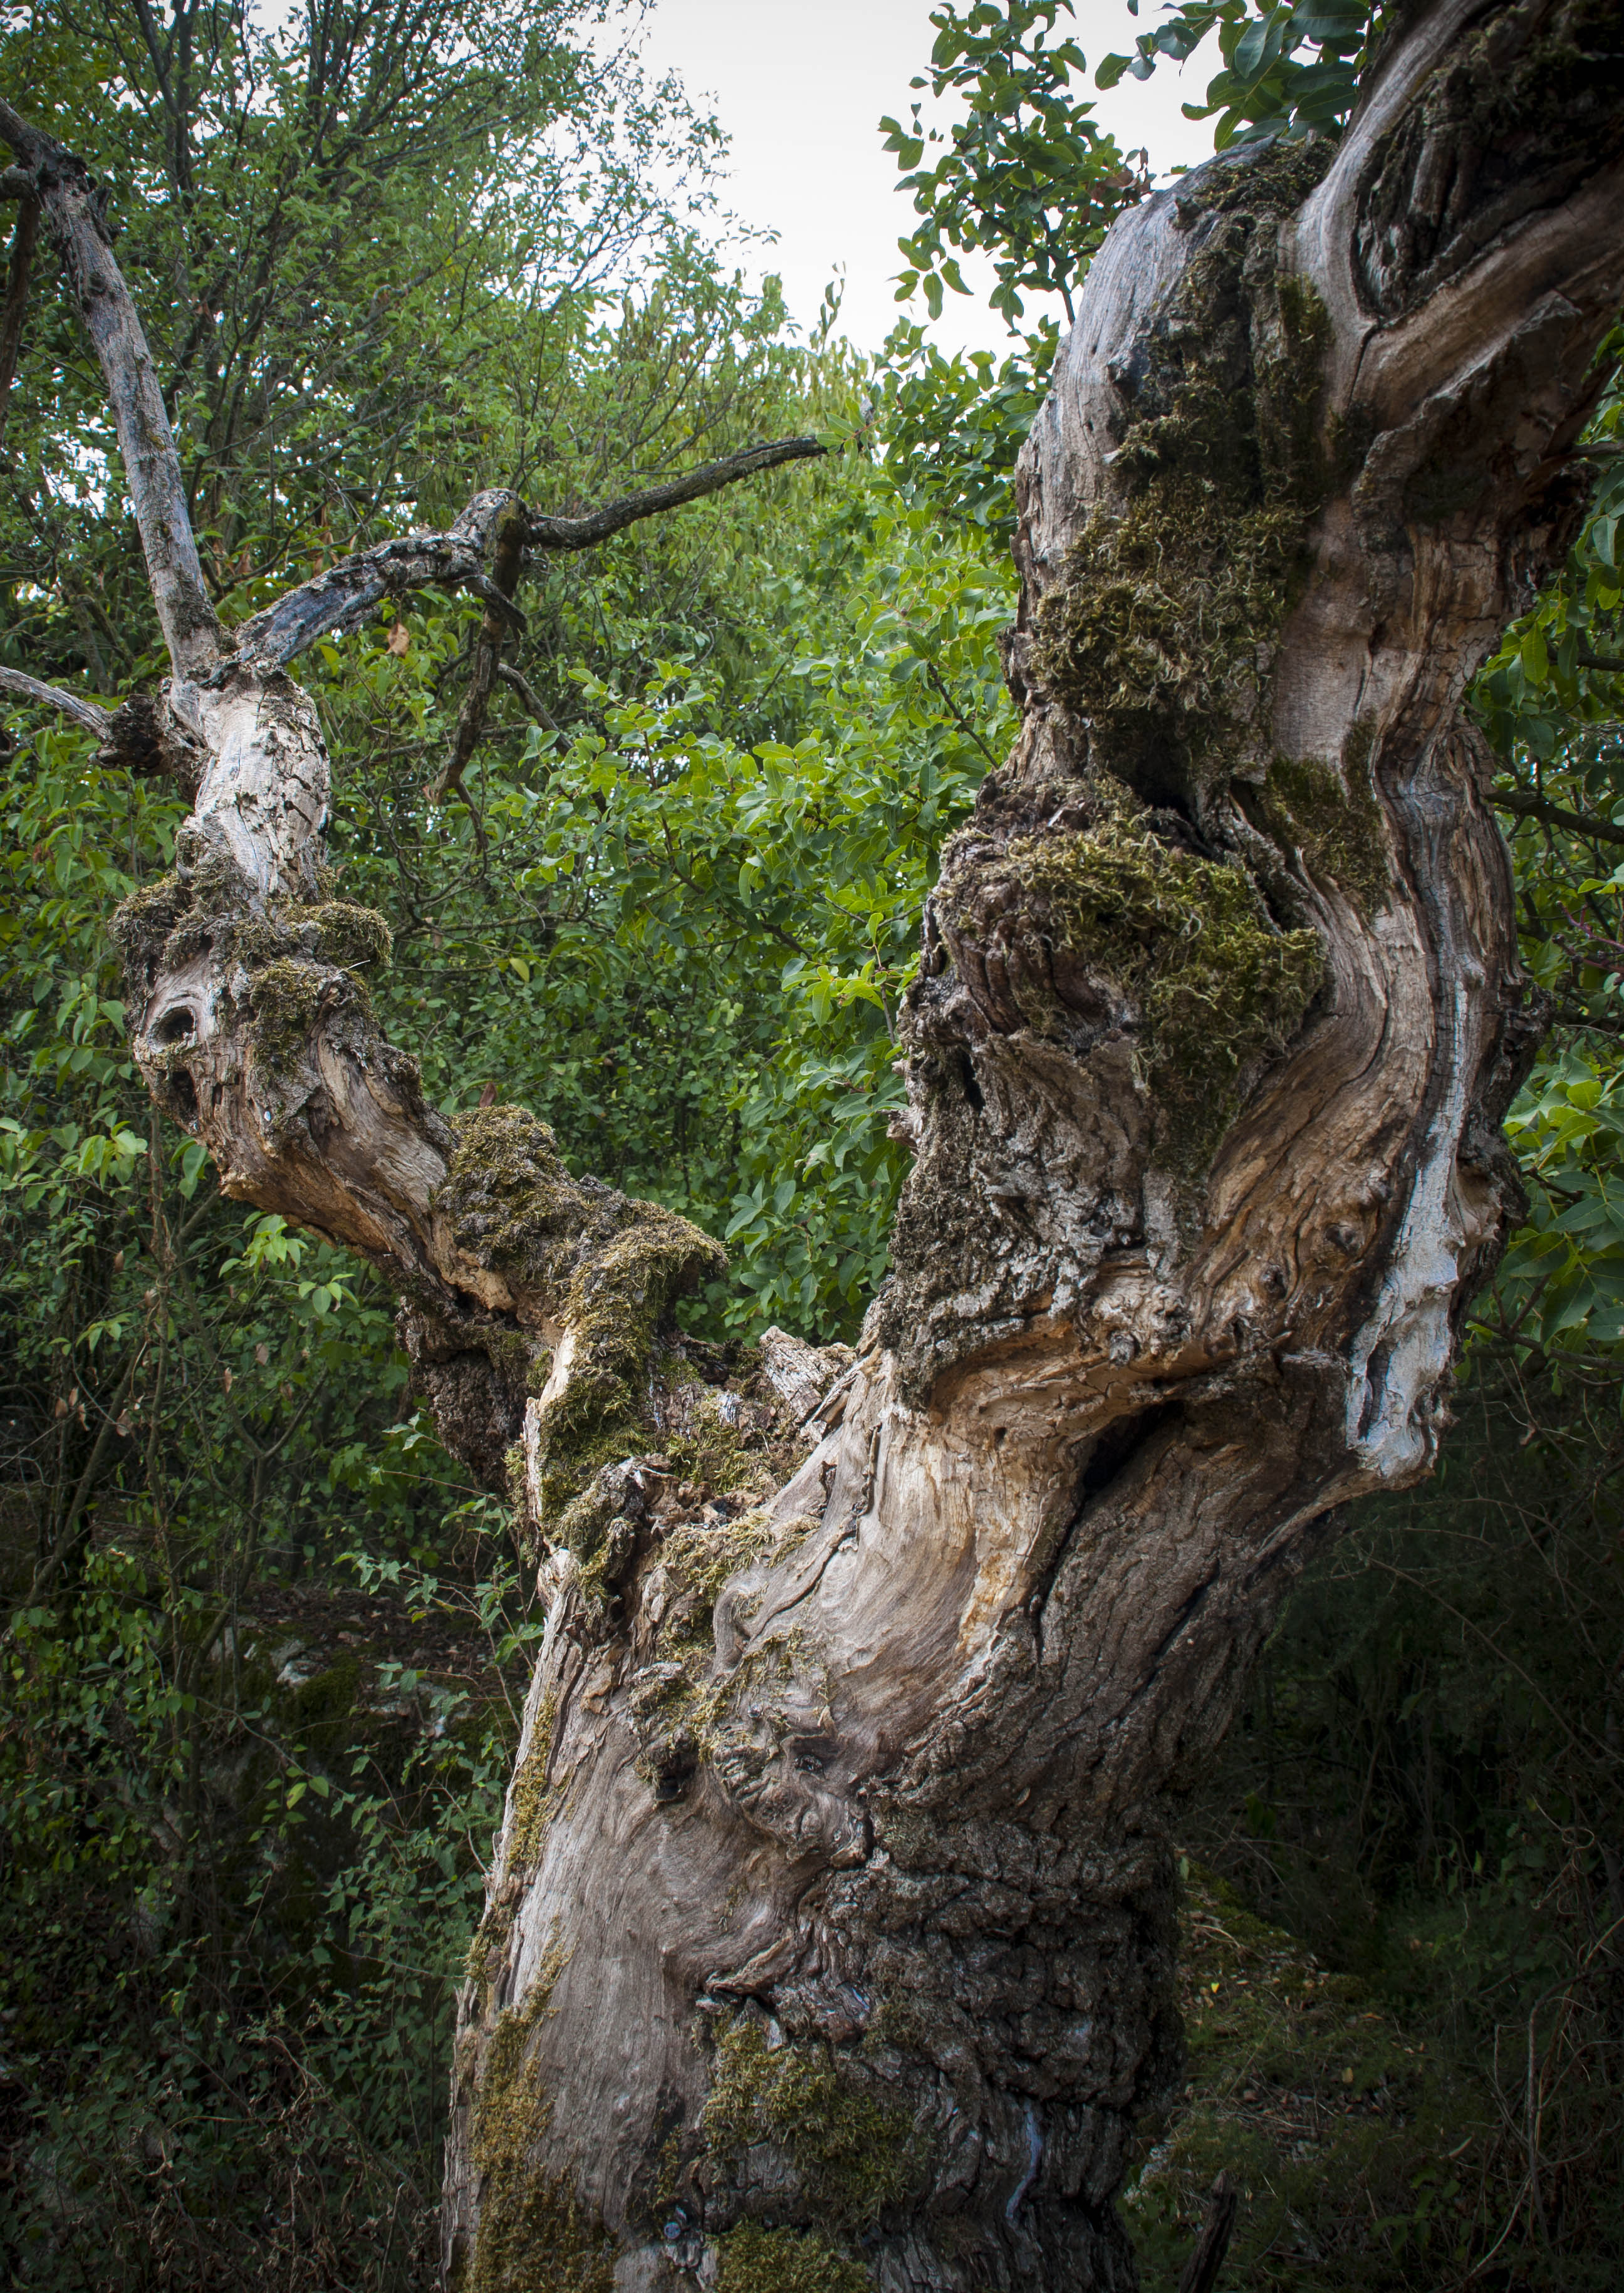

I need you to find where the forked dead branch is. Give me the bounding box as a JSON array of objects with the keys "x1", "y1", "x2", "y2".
[{"x1": 6, "y1": 3, "x2": 1624, "y2": 2285}]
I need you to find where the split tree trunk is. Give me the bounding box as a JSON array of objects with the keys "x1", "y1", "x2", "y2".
[{"x1": 8, "y1": 4, "x2": 1624, "y2": 2286}]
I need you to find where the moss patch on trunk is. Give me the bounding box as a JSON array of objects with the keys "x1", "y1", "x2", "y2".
[
  {"x1": 459, "y1": 1937, "x2": 615, "y2": 2293},
  {"x1": 702, "y1": 2011, "x2": 917, "y2": 2233},
  {"x1": 714, "y1": 2221, "x2": 872, "y2": 2292},
  {"x1": 1029, "y1": 139, "x2": 1343, "y2": 837},
  {"x1": 939, "y1": 799, "x2": 1322, "y2": 1173}
]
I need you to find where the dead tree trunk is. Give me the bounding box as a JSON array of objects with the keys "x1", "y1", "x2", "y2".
[{"x1": 8, "y1": 3, "x2": 1624, "y2": 2284}]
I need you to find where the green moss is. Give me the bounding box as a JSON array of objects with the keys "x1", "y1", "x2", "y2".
[
  {"x1": 229, "y1": 899, "x2": 392, "y2": 976},
  {"x1": 110, "y1": 872, "x2": 189, "y2": 981},
  {"x1": 714, "y1": 2222, "x2": 872, "y2": 2292},
  {"x1": 658, "y1": 1507, "x2": 777, "y2": 1643},
  {"x1": 244, "y1": 956, "x2": 332, "y2": 1078},
  {"x1": 1170, "y1": 133, "x2": 1335, "y2": 223},
  {"x1": 531, "y1": 1215, "x2": 726, "y2": 1535},
  {"x1": 703, "y1": 2014, "x2": 916, "y2": 2232},
  {"x1": 464, "y1": 1938, "x2": 613, "y2": 2293},
  {"x1": 667, "y1": 1387, "x2": 763, "y2": 1500},
  {"x1": 503, "y1": 1692, "x2": 558, "y2": 1873},
  {"x1": 439, "y1": 1106, "x2": 593, "y2": 1291},
  {"x1": 1259, "y1": 736, "x2": 1390, "y2": 917},
  {"x1": 1031, "y1": 177, "x2": 1336, "y2": 826},
  {"x1": 171, "y1": 833, "x2": 251, "y2": 918},
  {"x1": 1034, "y1": 489, "x2": 1306, "y2": 798},
  {"x1": 625, "y1": 1509, "x2": 789, "y2": 1798},
  {"x1": 302, "y1": 899, "x2": 392, "y2": 971},
  {"x1": 433, "y1": 1106, "x2": 724, "y2": 1536},
  {"x1": 943, "y1": 806, "x2": 1322, "y2": 1172}
]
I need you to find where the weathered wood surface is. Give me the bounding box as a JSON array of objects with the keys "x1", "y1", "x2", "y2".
[
  {"x1": 9, "y1": 3, "x2": 1623, "y2": 2285},
  {"x1": 433, "y1": 9, "x2": 1623, "y2": 2287}
]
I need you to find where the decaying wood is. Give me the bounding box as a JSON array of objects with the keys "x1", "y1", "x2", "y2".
[
  {"x1": 10, "y1": 3, "x2": 1624, "y2": 2285},
  {"x1": 1177, "y1": 2172, "x2": 1239, "y2": 2293}
]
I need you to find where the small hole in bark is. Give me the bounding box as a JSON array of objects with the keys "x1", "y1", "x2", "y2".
[
  {"x1": 957, "y1": 1052, "x2": 984, "y2": 1110},
  {"x1": 154, "y1": 1005, "x2": 196, "y2": 1045},
  {"x1": 1080, "y1": 1402, "x2": 1177, "y2": 1502},
  {"x1": 170, "y1": 1070, "x2": 198, "y2": 1125}
]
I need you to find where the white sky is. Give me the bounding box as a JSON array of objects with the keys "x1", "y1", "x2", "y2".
[{"x1": 638, "y1": 0, "x2": 1220, "y2": 360}]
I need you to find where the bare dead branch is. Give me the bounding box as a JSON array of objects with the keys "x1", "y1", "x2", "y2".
[
  {"x1": 523, "y1": 434, "x2": 825, "y2": 552},
  {"x1": 494, "y1": 658, "x2": 556, "y2": 729},
  {"x1": 236, "y1": 442, "x2": 825, "y2": 675},
  {"x1": 0, "y1": 662, "x2": 111, "y2": 736},
  {"x1": 229, "y1": 530, "x2": 525, "y2": 672},
  {"x1": 428, "y1": 495, "x2": 528, "y2": 823},
  {"x1": 0, "y1": 100, "x2": 220, "y2": 678}
]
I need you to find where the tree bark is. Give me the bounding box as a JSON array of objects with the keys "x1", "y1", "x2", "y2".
[
  {"x1": 433, "y1": 9, "x2": 1624, "y2": 2288},
  {"x1": 10, "y1": 3, "x2": 1624, "y2": 2286}
]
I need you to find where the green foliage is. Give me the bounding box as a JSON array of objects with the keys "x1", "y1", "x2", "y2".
[
  {"x1": 1128, "y1": 1866, "x2": 1486, "y2": 2290},
  {"x1": 882, "y1": 1, "x2": 1150, "y2": 330},
  {"x1": 1469, "y1": 342, "x2": 1624, "y2": 1368},
  {"x1": 875, "y1": 325, "x2": 1048, "y2": 537},
  {"x1": 1098, "y1": 1, "x2": 1390, "y2": 151},
  {"x1": 313, "y1": 484, "x2": 1010, "y2": 1343},
  {"x1": 0, "y1": 694, "x2": 522, "y2": 2280},
  {"x1": 874, "y1": 0, "x2": 1150, "y2": 536}
]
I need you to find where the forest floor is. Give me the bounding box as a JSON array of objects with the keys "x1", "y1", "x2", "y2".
[
  {"x1": 1129, "y1": 1865, "x2": 1489, "y2": 2291},
  {"x1": 0, "y1": 1470, "x2": 1496, "y2": 2291}
]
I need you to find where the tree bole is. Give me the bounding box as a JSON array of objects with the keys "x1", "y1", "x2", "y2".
[
  {"x1": 13, "y1": 0, "x2": 1621, "y2": 2285},
  {"x1": 432, "y1": 9, "x2": 1623, "y2": 2287}
]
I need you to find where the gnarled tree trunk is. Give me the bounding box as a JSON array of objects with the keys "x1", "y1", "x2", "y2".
[{"x1": 8, "y1": 4, "x2": 1624, "y2": 2285}]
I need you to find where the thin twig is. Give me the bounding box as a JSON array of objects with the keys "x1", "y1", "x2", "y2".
[{"x1": 1495, "y1": 786, "x2": 1624, "y2": 845}]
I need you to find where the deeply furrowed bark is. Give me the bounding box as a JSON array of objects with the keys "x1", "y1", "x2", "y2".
[{"x1": 11, "y1": 3, "x2": 1623, "y2": 2286}]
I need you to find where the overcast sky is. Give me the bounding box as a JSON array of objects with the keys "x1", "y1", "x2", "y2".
[{"x1": 637, "y1": 0, "x2": 1220, "y2": 360}]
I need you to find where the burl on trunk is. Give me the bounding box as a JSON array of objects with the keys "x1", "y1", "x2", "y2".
[{"x1": 7, "y1": 3, "x2": 1623, "y2": 2286}]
